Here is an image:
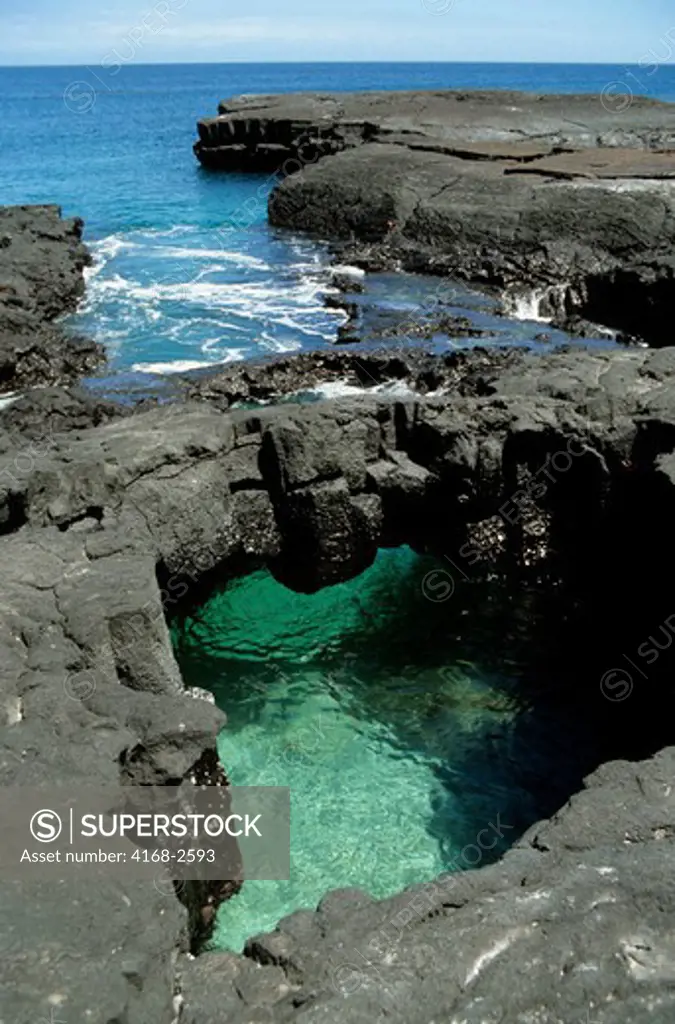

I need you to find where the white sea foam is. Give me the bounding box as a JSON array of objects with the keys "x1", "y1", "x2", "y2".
[
  {"x1": 92, "y1": 275, "x2": 324, "y2": 308},
  {"x1": 201, "y1": 339, "x2": 248, "y2": 357},
  {"x1": 84, "y1": 236, "x2": 139, "y2": 287},
  {"x1": 258, "y1": 331, "x2": 303, "y2": 354},
  {"x1": 161, "y1": 318, "x2": 248, "y2": 340},
  {"x1": 131, "y1": 359, "x2": 215, "y2": 374},
  {"x1": 0, "y1": 392, "x2": 19, "y2": 410},
  {"x1": 504, "y1": 288, "x2": 553, "y2": 324},
  {"x1": 132, "y1": 348, "x2": 248, "y2": 375},
  {"x1": 306, "y1": 379, "x2": 441, "y2": 401},
  {"x1": 85, "y1": 273, "x2": 342, "y2": 343},
  {"x1": 158, "y1": 247, "x2": 270, "y2": 269},
  {"x1": 132, "y1": 224, "x2": 194, "y2": 238},
  {"x1": 76, "y1": 227, "x2": 342, "y2": 370},
  {"x1": 331, "y1": 264, "x2": 366, "y2": 280},
  {"x1": 91, "y1": 236, "x2": 136, "y2": 260},
  {"x1": 94, "y1": 328, "x2": 131, "y2": 340}
]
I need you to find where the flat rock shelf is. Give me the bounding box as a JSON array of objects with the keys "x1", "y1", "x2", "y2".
[{"x1": 195, "y1": 90, "x2": 675, "y2": 345}]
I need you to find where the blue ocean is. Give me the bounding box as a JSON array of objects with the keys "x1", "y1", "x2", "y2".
[
  {"x1": 3, "y1": 62, "x2": 672, "y2": 951},
  {"x1": 2, "y1": 62, "x2": 675, "y2": 392}
]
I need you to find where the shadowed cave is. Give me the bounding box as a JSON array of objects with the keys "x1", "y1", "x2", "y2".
[{"x1": 171, "y1": 544, "x2": 624, "y2": 953}]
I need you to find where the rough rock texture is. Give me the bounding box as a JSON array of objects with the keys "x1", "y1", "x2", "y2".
[
  {"x1": 181, "y1": 758, "x2": 675, "y2": 1024},
  {"x1": 0, "y1": 205, "x2": 104, "y2": 389},
  {"x1": 3, "y1": 339, "x2": 675, "y2": 1020},
  {"x1": 195, "y1": 92, "x2": 675, "y2": 343},
  {"x1": 195, "y1": 91, "x2": 675, "y2": 168},
  {"x1": 3, "y1": 194, "x2": 675, "y2": 1022},
  {"x1": 183, "y1": 347, "x2": 508, "y2": 408},
  {"x1": 0, "y1": 384, "x2": 127, "y2": 453}
]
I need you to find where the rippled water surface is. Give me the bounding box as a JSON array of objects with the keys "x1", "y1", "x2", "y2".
[
  {"x1": 3, "y1": 61, "x2": 664, "y2": 946},
  {"x1": 3, "y1": 62, "x2": 674, "y2": 390},
  {"x1": 77, "y1": 221, "x2": 344, "y2": 388},
  {"x1": 173, "y1": 547, "x2": 604, "y2": 952}
]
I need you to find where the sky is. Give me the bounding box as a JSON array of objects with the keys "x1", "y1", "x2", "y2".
[{"x1": 0, "y1": 0, "x2": 674, "y2": 66}]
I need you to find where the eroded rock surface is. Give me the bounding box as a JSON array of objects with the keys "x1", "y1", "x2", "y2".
[
  {"x1": 2, "y1": 189, "x2": 675, "y2": 1024},
  {"x1": 2, "y1": 339, "x2": 675, "y2": 1020},
  {"x1": 0, "y1": 205, "x2": 104, "y2": 389},
  {"x1": 195, "y1": 91, "x2": 675, "y2": 343},
  {"x1": 195, "y1": 91, "x2": 675, "y2": 168},
  {"x1": 0, "y1": 384, "x2": 127, "y2": 453}
]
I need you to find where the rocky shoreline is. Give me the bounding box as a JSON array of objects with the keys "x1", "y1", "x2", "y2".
[
  {"x1": 197, "y1": 91, "x2": 675, "y2": 344},
  {"x1": 3, "y1": 97, "x2": 675, "y2": 1022},
  {"x1": 0, "y1": 206, "x2": 105, "y2": 391}
]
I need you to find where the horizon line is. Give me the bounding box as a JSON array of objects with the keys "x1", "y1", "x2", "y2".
[{"x1": 2, "y1": 58, "x2": 675, "y2": 69}]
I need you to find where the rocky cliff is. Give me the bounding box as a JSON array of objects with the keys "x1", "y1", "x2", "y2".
[
  {"x1": 2, "y1": 329, "x2": 675, "y2": 1021},
  {"x1": 4, "y1": 127, "x2": 675, "y2": 1019},
  {"x1": 196, "y1": 91, "x2": 675, "y2": 344}
]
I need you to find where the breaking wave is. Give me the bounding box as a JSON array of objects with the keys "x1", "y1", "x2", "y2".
[{"x1": 70, "y1": 224, "x2": 345, "y2": 379}]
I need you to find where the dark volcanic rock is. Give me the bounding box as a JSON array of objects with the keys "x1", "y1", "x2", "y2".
[
  {"x1": 4, "y1": 199, "x2": 675, "y2": 1023},
  {"x1": 326, "y1": 279, "x2": 497, "y2": 347},
  {"x1": 364, "y1": 308, "x2": 494, "y2": 343},
  {"x1": 194, "y1": 91, "x2": 675, "y2": 344},
  {"x1": 183, "y1": 347, "x2": 511, "y2": 408},
  {"x1": 335, "y1": 323, "x2": 362, "y2": 344},
  {"x1": 268, "y1": 144, "x2": 675, "y2": 337},
  {"x1": 0, "y1": 385, "x2": 126, "y2": 454},
  {"x1": 3, "y1": 342, "x2": 675, "y2": 1021},
  {"x1": 0, "y1": 205, "x2": 104, "y2": 389},
  {"x1": 195, "y1": 91, "x2": 675, "y2": 169}
]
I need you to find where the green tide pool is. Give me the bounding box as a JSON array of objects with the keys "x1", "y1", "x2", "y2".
[{"x1": 172, "y1": 546, "x2": 596, "y2": 952}]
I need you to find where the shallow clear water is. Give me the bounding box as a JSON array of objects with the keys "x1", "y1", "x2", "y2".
[
  {"x1": 3, "y1": 62, "x2": 673, "y2": 391},
  {"x1": 173, "y1": 546, "x2": 601, "y2": 952}
]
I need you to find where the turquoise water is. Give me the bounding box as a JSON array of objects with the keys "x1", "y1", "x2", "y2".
[
  {"x1": 2, "y1": 62, "x2": 674, "y2": 393},
  {"x1": 173, "y1": 546, "x2": 599, "y2": 952}
]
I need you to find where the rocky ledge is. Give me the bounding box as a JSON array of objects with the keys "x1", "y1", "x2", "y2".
[
  {"x1": 3, "y1": 328, "x2": 675, "y2": 1020},
  {"x1": 196, "y1": 91, "x2": 675, "y2": 344},
  {"x1": 0, "y1": 205, "x2": 105, "y2": 391}
]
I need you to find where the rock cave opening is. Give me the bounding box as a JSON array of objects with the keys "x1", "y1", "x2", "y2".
[{"x1": 170, "y1": 544, "x2": 621, "y2": 954}]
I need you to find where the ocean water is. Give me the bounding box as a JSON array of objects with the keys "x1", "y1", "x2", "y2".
[
  {"x1": 2, "y1": 66, "x2": 659, "y2": 948},
  {"x1": 1, "y1": 62, "x2": 675, "y2": 392},
  {"x1": 173, "y1": 546, "x2": 603, "y2": 952}
]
